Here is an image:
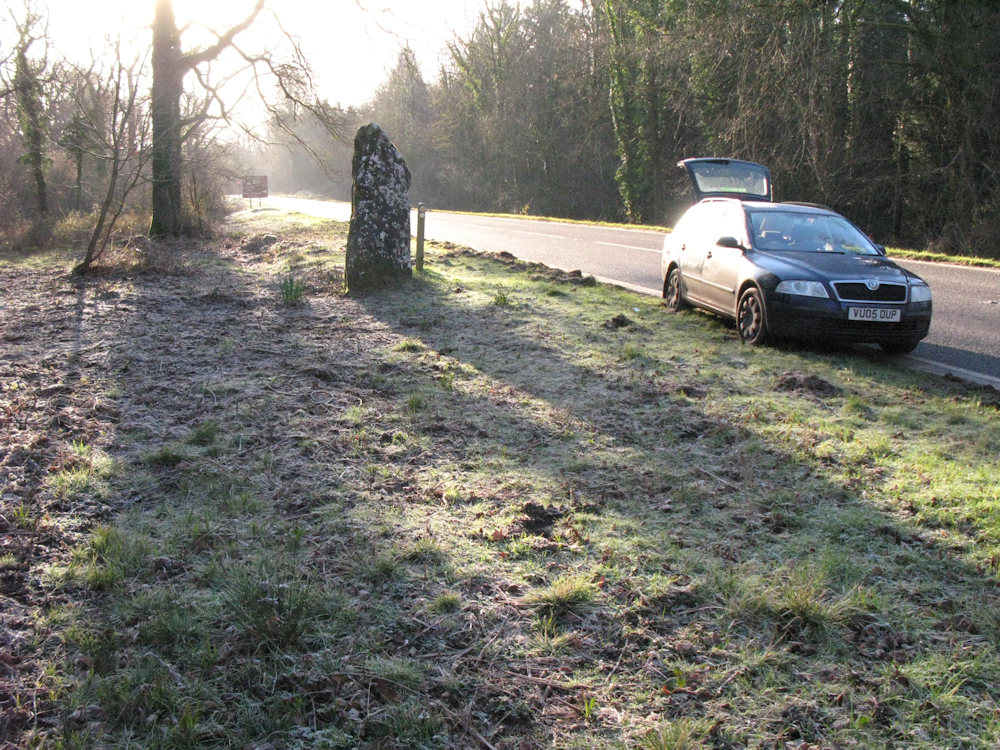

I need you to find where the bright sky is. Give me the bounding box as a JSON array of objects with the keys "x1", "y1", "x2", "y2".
[{"x1": 33, "y1": 0, "x2": 485, "y2": 107}]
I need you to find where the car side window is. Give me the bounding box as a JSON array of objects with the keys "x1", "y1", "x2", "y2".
[
  {"x1": 672, "y1": 202, "x2": 745, "y2": 249},
  {"x1": 719, "y1": 205, "x2": 747, "y2": 246},
  {"x1": 672, "y1": 204, "x2": 706, "y2": 246},
  {"x1": 688, "y1": 203, "x2": 726, "y2": 248},
  {"x1": 695, "y1": 203, "x2": 745, "y2": 247}
]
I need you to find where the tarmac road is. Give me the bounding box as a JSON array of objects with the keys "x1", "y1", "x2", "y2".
[{"x1": 263, "y1": 196, "x2": 1000, "y2": 389}]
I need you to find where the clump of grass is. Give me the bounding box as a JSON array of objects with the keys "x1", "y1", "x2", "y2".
[
  {"x1": 45, "y1": 447, "x2": 117, "y2": 501},
  {"x1": 199, "y1": 378, "x2": 242, "y2": 396},
  {"x1": 89, "y1": 655, "x2": 181, "y2": 727},
  {"x1": 363, "y1": 552, "x2": 400, "y2": 583},
  {"x1": 143, "y1": 444, "x2": 194, "y2": 468},
  {"x1": 186, "y1": 419, "x2": 219, "y2": 446},
  {"x1": 640, "y1": 718, "x2": 712, "y2": 749},
  {"x1": 128, "y1": 590, "x2": 206, "y2": 657},
  {"x1": 622, "y1": 342, "x2": 648, "y2": 361},
  {"x1": 367, "y1": 700, "x2": 446, "y2": 747},
  {"x1": 395, "y1": 337, "x2": 426, "y2": 352},
  {"x1": 46, "y1": 467, "x2": 98, "y2": 500},
  {"x1": 179, "y1": 509, "x2": 233, "y2": 553},
  {"x1": 279, "y1": 274, "x2": 306, "y2": 304},
  {"x1": 428, "y1": 591, "x2": 462, "y2": 614},
  {"x1": 522, "y1": 574, "x2": 597, "y2": 619},
  {"x1": 492, "y1": 287, "x2": 511, "y2": 306},
  {"x1": 440, "y1": 485, "x2": 463, "y2": 504},
  {"x1": 399, "y1": 537, "x2": 448, "y2": 565},
  {"x1": 366, "y1": 655, "x2": 426, "y2": 689},
  {"x1": 221, "y1": 558, "x2": 329, "y2": 653},
  {"x1": 342, "y1": 403, "x2": 368, "y2": 424},
  {"x1": 9, "y1": 502, "x2": 36, "y2": 530},
  {"x1": 724, "y1": 562, "x2": 861, "y2": 642},
  {"x1": 842, "y1": 394, "x2": 874, "y2": 419},
  {"x1": 71, "y1": 525, "x2": 155, "y2": 592},
  {"x1": 531, "y1": 612, "x2": 577, "y2": 655}
]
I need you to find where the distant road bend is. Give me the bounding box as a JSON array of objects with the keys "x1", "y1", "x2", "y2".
[{"x1": 265, "y1": 195, "x2": 1000, "y2": 390}]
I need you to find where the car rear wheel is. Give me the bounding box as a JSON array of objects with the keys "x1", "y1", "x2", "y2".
[
  {"x1": 737, "y1": 287, "x2": 768, "y2": 346},
  {"x1": 879, "y1": 339, "x2": 920, "y2": 355},
  {"x1": 663, "y1": 267, "x2": 686, "y2": 311}
]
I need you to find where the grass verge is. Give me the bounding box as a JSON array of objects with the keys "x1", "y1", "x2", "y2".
[{"x1": 2, "y1": 208, "x2": 998, "y2": 748}]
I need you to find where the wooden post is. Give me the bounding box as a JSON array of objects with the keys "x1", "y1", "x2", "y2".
[{"x1": 416, "y1": 203, "x2": 426, "y2": 273}]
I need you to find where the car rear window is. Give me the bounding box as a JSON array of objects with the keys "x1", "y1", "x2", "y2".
[{"x1": 688, "y1": 162, "x2": 770, "y2": 200}]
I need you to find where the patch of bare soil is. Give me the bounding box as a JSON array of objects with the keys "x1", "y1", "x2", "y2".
[{"x1": 773, "y1": 370, "x2": 842, "y2": 399}]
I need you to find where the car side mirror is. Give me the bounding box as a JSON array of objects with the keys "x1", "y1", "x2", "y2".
[
  {"x1": 875, "y1": 244, "x2": 887, "y2": 256},
  {"x1": 717, "y1": 236, "x2": 743, "y2": 250}
]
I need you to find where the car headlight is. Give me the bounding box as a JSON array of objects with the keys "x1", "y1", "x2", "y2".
[
  {"x1": 775, "y1": 280, "x2": 830, "y2": 298},
  {"x1": 909, "y1": 283, "x2": 932, "y2": 303}
]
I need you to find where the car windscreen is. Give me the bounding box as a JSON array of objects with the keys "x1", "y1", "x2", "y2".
[{"x1": 748, "y1": 210, "x2": 880, "y2": 255}]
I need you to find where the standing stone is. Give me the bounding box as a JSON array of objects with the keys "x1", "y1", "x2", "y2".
[{"x1": 346, "y1": 123, "x2": 412, "y2": 292}]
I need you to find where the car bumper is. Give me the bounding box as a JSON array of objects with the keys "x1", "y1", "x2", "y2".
[{"x1": 765, "y1": 295, "x2": 931, "y2": 344}]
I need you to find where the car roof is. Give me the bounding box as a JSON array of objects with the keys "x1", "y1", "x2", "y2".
[
  {"x1": 696, "y1": 198, "x2": 835, "y2": 216},
  {"x1": 746, "y1": 201, "x2": 833, "y2": 215},
  {"x1": 679, "y1": 158, "x2": 772, "y2": 202}
]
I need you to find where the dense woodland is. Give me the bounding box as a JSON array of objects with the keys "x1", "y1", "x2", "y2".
[{"x1": 2, "y1": 0, "x2": 999, "y2": 257}]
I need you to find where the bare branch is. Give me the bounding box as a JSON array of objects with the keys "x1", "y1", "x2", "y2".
[{"x1": 180, "y1": 0, "x2": 266, "y2": 73}]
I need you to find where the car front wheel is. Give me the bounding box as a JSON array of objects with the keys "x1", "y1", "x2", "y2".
[
  {"x1": 737, "y1": 287, "x2": 768, "y2": 346},
  {"x1": 663, "y1": 267, "x2": 686, "y2": 311}
]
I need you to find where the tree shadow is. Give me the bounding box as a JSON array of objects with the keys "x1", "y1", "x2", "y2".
[
  {"x1": 347, "y1": 251, "x2": 1000, "y2": 742},
  {"x1": 20, "y1": 234, "x2": 999, "y2": 747}
]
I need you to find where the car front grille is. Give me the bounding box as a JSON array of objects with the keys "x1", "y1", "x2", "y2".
[
  {"x1": 768, "y1": 310, "x2": 931, "y2": 343},
  {"x1": 833, "y1": 282, "x2": 907, "y2": 303}
]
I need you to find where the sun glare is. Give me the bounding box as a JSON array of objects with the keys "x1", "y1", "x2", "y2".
[{"x1": 29, "y1": 0, "x2": 482, "y2": 107}]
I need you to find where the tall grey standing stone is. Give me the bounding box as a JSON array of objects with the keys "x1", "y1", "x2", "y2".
[{"x1": 346, "y1": 123, "x2": 413, "y2": 292}]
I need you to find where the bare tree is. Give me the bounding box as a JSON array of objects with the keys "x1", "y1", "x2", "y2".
[
  {"x1": 231, "y1": 9, "x2": 353, "y2": 184},
  {"x1": 1, "y1": 4, "x2": 51, "y2": 226},
  {"x1": 434, "y1": 0, "x2": 617, "y2": 217},
  {"x1": 149, "y1": 0, "x2": 264, "y2": 237},
  {"x1": 58, "y1": 111, "x2": 92, "y2": 212},
  {"x1": 73, "y1": 45, "x2": 151, "y2": 274}
]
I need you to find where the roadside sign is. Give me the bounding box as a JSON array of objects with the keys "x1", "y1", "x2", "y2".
[{"x1": 241, "y1": 176, "x2": 268, "y2": 199}]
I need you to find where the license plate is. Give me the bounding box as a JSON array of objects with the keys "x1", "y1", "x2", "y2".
[{"x1": 848, "y1": 307, "x2": 901, "y2": 323}]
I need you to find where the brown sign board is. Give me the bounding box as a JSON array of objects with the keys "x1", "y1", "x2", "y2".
[{"x1": 241, "y1": 175, "x2": 268, "y2": 199}]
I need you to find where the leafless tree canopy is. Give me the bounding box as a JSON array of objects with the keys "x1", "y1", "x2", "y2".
[
  {"x1": 2, "y1": 0, "x2": 998, "y2": 258},
  {"x1": 1, "y1": 0, "x2": 339, "y2": 259},
  {"x1": 347, "y1": 0, "x2": 999, "y2": 256}
]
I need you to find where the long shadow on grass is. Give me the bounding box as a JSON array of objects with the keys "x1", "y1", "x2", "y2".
[
  {"x1": 345, "y1": 248, "x2": 1000, "y2": 747},
  {"x1": 52, "y1": 235, "x2": 1000, "y2": 749}
]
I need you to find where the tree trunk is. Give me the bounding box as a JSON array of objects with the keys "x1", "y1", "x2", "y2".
[
  {"x1": 14, "y1": 41, "x2": 48, "y2": 220},
  {"x1": 149, "y1": 0, "x2": 184, "y2": 237},
  {"x1": 74, "y1": 152, "x2": 83, "y2": 212}
]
